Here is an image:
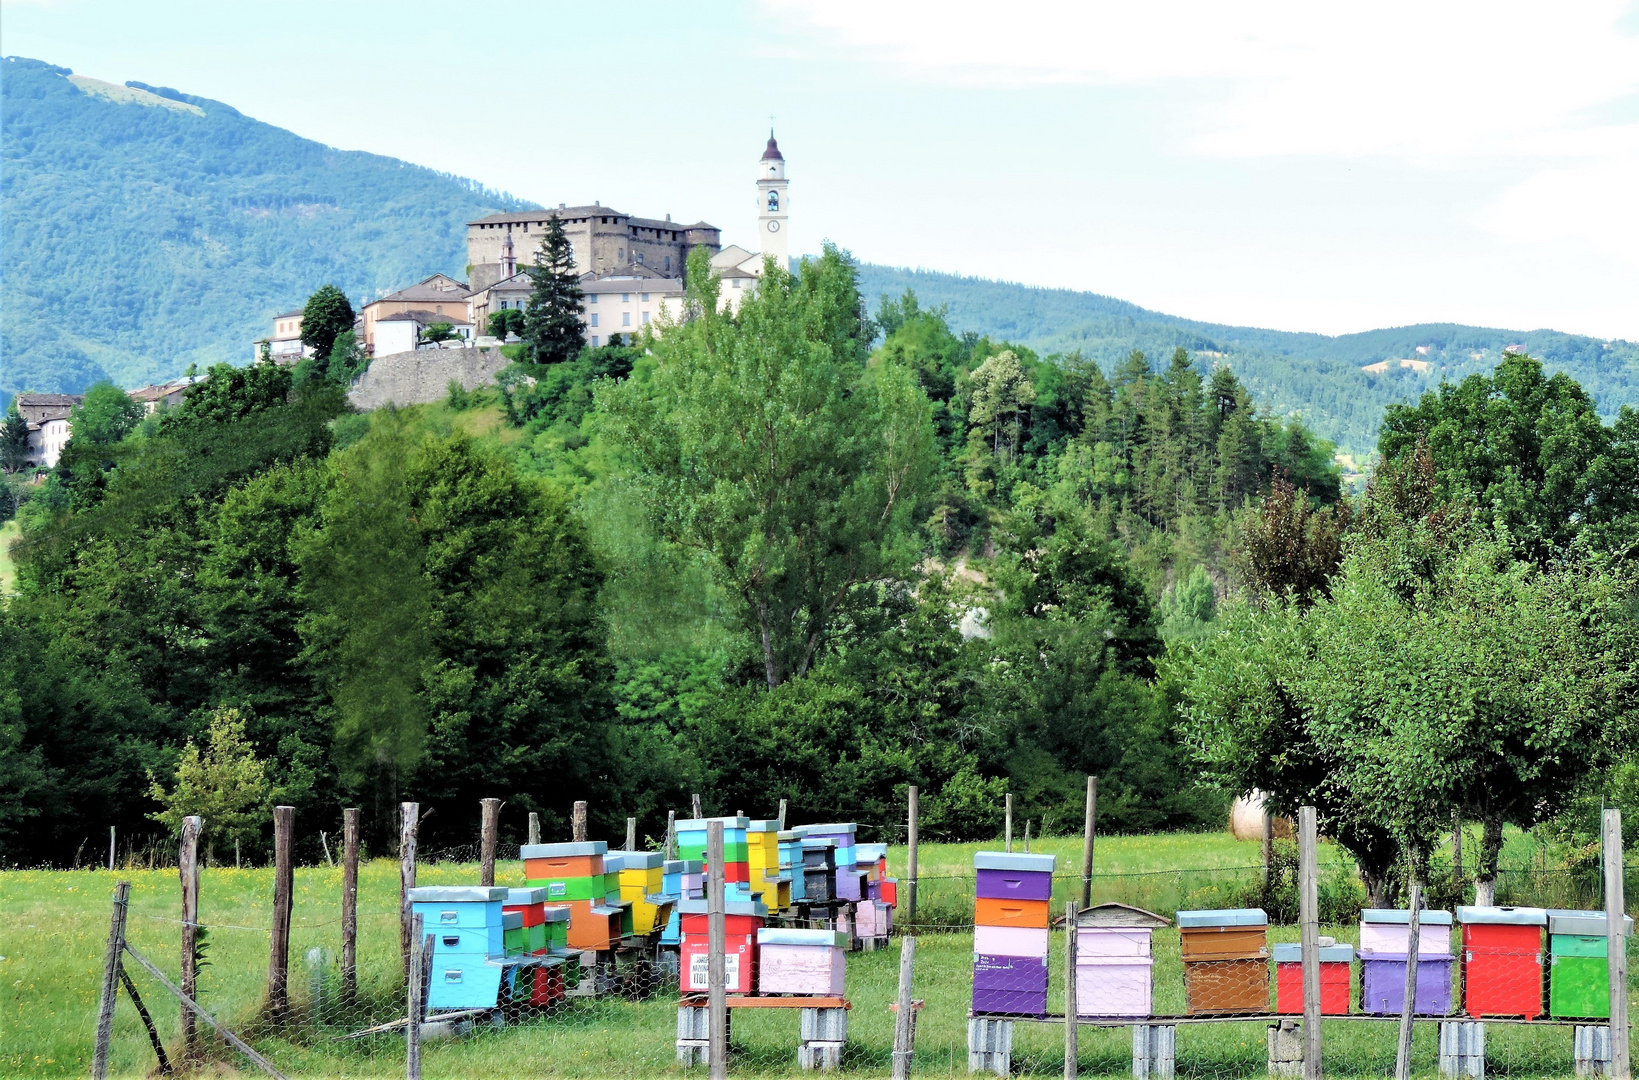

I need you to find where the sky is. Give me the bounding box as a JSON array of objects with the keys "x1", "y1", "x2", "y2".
[{"x1": 4, "y1": 0, "x2": 1637, "y2": 339}]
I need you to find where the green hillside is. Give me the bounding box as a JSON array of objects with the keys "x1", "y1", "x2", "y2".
[
  {"x1": 0, "y1": 56, "x2": 534, "y2": 400},
  {"x1": 855, "y1": 266, "x2": 1639, "y2": 452}
]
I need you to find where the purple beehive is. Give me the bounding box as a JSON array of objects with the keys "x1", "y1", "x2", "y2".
[
  {"x1": 976, "y1": 868, "x2": 1054, "y2": 901},
  {"x1": 973, "y1": 953, "x2": 1050, "y2": 1016},
  {"x1": 1360, "y1": 954, "x2": 1455, "y2": 1015}
]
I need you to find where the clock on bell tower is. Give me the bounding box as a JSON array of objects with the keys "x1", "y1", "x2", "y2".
[{"x1": 757, "y1": 130, "x2": 788, "y2": 269}]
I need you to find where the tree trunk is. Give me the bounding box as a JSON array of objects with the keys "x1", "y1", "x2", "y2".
[
  {"x1": 1474, "y1": 816, "x2": 1504, "y2": 906},
  {"x1": 1361, "y1": 867, "x2": 1391, "y2": 909},
  {"x1": 758, "y1": 601, "x2": 780, "y2": 688}
]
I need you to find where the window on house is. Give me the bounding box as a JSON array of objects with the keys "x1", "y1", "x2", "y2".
[
  {"x1": 641, "y1": 293, "x2": 649, "y2": 302},
  {"x1": 622, "y1": 293, "x2": 630, "y2": 302},
  {"x1": 588, "y1": 294, "x2": 598, "y2": 303},
  {"x1": 591, "y1": 313, "x2": 600, "y2": 327},
  {"x1": 642, "y1": 311, "x2": 650, "y2": 325},
  {"x1": 664, "y1": 256, "x2": 671, "y2": 271},
  {"x1": 591, "y1": 335, "x2": 599, "y2": 347},
  {"x1": 733, "y1": 279, "x2": 742, "y2": 289},
  {"x1": 636, "y1": 253, "x2": 644, "y2": 264},
  {"x1": 622, "y1": 312, "x2": 631, "y2": 326}
]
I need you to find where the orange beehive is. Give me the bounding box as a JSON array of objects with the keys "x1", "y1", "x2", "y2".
[{"x1": 975, "y1": 897, "x2": 1051, "y2": 929}]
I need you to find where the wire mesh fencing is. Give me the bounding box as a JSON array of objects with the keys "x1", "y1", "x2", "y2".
[{"x1": 6, "y1": 835, "x2": 1635, "y2": 1078}]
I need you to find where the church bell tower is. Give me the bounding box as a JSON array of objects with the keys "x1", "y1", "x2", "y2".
[{"x1": 757, "y1": 131, "x2": 788, "y2": 270}]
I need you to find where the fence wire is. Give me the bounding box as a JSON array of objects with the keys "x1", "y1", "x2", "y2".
[{"x1": 6, "y1": 836, "x2": 1634, "y2": 1078}]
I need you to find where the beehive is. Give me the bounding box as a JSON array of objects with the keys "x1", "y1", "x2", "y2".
[
  {"x1": 800, "y1": 838, "x2": 837, "y2": 903},
  {"x1": 1359, "y1": 908, "x2": 1455, "y2": 1016},
  {"x1": 678, "y1": 897, "x2": 768, "y2": 994},
  {"x1": 973, "y1": 851, "x2": 1055, "y2": 1016},
  {"x1": 1273, "y1": 943, "x2": 1353, "y2": 1014},
  {"x1": 1546, "y1": 909, "x2": 1633, "y2": 1020},
  {"x1": 1177, "y1": 908, "x2": 1269, "y2": 1015},
  {"x1": 504, "y1": 887, "x2": 550, "y2": 953},
  {"x1": 409, "y1": 886, "x2": 509, "y2": 1010},
  {"x1": 779, "y1": 831, "x2": 806, "y2": 902},
  {"x1": 1457, "y1": 906, "x2": 1546, "y2": 1020},
  {"x1": 614, "y1": 851, "x2": 676, "y2": 935},
  {"x1": 757, "y1": 928, "x2": 848, "y2": 995},
  {"x1": 803, "y1": 823, "x2": 862, "y2": 900},
  {"x1": 1075, "y1": 903, "x2": 1169, "y2": 1018}
]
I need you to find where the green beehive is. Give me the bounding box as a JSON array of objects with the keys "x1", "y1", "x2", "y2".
[
  {"x1": 1547, "y1": 909, "x2": 1633, "y2": 1019},
  {"x1": 502, "y1": 910, "x2": 527, "y2": 957}
]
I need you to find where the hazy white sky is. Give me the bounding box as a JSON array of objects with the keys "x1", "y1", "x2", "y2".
[{"x1": 4, "y1": 0, "x2": 1636, "y2": 338}]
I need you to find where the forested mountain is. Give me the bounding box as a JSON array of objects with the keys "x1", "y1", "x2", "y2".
[
  {"x1": 0, "y1": 56, "x2": 532, "y2": 401},
  {"x1": 6, "y1": 55, "x2": 1635, "y2": 453},
  {"x1": 855, "y1": 266, "x2": 1639, "y2": 452}
]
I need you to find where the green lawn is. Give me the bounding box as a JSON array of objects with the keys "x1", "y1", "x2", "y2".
[{"x1": 2, "y1": 834, "x2": 1628, "y2": 1078}]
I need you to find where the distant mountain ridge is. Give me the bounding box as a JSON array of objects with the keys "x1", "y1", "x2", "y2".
[
  {"x1": 854, "y1": 266, "x2": 1639, "y2": 451},
  {"x1": 4, "y1": 55, "x2": 1636, "y2": 451}
]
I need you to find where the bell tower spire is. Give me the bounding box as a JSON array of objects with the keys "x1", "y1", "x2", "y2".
[{"x1": 757, "y1": 129, "x2": 788, "y2": 270}]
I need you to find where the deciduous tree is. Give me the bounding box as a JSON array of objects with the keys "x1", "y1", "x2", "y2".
[{"x1": 299, "y1": 284, "x2": 355, "y2": 361}]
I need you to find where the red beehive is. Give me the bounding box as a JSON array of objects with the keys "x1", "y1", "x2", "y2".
[
  {"x1": 1273, "y1": 943, "x2": 1352, "y2": 1014},
  {"x1": 1458, "y1": 906, "x2": 1546, "y2": 1020}
]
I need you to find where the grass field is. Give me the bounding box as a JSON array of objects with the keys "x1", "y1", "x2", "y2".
[{"x1": 2, "y1": 832, "x2": 1630, "y2": 1078}]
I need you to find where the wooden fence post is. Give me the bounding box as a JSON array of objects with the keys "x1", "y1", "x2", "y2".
[
  {"x1": 778, "y1": 799, "x2": 788, "y2": 831},
  {"x1": 571, "y1": 801, "x2": 588, "y2": 843},
  {"x1": 479, "y1": 798, "x2": 501, "y2": 887},
  {"x1": 1298, "y1": 806, "x2": 1322, "y2": 1080},
  {"x1": 92, "y1": 880, "x2": 131, "y2": 1080},
  {"x1": 407, "y1": 912, "x2": 425, "y2": 1080},
  {"x1": 1452, "y1": 812, "x2": 1463, "y2": 896},
  {"x1": 527, "y1": 811, "x2": 540, "y2": 846},
  {"x1": 1605, "y1": 809, "x2": 1629, "y2": 1080},
  {"x1": 1064, "y1": 900, "x2": 1079, "y2": 1079},
  {"x1": 269, "y1": 805, "x2": 294, "y2": 1026},
  {"x1": 1005, "y1": 793, "x2": 1013, "y2": 853},
  {"x1": 109, "y1": 826, "x2": 116, "y2": 872},
  {"x1": 906, "y1": 785, "x2": 920, "y2": 927},
  {"x1": 892, "y1": 934, "x2": 917, "y2": 1080},
  {"x1": 1263, "y1": 805, "x2": 1275, "y2": 893},
  {"x1": 400, "y1": 802, "x2": 419, "y2": 984},
  {"x1": 692, "y1": 793, "x2": 703, "y2": 819},
  {"x1": 1080, "y1": 776, "x2": 1097, "y2": 909},
  {"x1": 707, "y1": 819, "x2": 728, "y2": 1080},
  {"x1": 1395, "y1": 881, "x2": 1422, "y2": 1080},
  {"x1": 179, "y1": 814, "x2": 202, "y2": 1061},
  {"x1": 666, "y1": 810, "x2": 677, "y2": 860},
  {"x1": 342, "y1": 807, "x2": 359, "y2": 1002},
  {"x1": 626, "y1": 817, "x2": 638, "y2": 851}
]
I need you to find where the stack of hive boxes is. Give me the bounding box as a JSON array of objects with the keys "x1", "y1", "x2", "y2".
[
  {"x1": 747, "y1": 819, "x2": 790, "y2": 910},
  {"x1": 521, "y1": 841, "x2": 622, "y2": 952},
  {"x1": 600, "y1": 853, "x2": 636, "y2": 937},
  {"x1": 1177, "y1": 908, "x2": 1269, "y2": 1015},
  {"x1": 676, "y1": 817, "x2": 754, "y2": 901},
  {"x1": 800, "y1": 838, "x2": 837, "y2": 903},
  {"x1": 854, "y1": 843, "x2": 892, "y2": 941},
  {"x1": 409, "y1": 885, "x2": 510, "y2": 1010},
  {"x1": 1359, "y1": 908, "x2": 1454, "y2": 1015},
  {"x1": 1546, "y1": 909, "x2": 1634, "y2": 1019},
  {"x1": 1075, "y1": 903, "x2": 1169, "y2": 1017},
  {"x1": 803, "y1": 824, "x2": 863, "y2": 901},
  {"x1": 972, "y1": 851, "x2": 1055, "y2": 1016},
  {"x1": 758, "y1": 928, "x2": 848, "y2": 995},
  {"x1": 611, "y1": 851, "x2": 676, "y2": 936},
  {"x1": 678, "y1": 896, "x2": 768, "y2": 994},
  {"x1": 1457, "y1": 906, "x2": 1547, "y2": 1020},
  {"x1": 779, "y1": 831, "x2": 806, "y2": 902},
  {"x1": 504, "y1": 888, "x2": 574, "y2": 1005},
  {"x1": 1274, "y1": 942, "x2": 1354, "y2": 1014},
  {"x1": 660, "y1": 859, "x2": 703, "y2": 946}
]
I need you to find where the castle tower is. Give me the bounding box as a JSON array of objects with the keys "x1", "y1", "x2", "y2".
[{"x1": 757, "y1": 131, "x2": 788, "y2": 270}]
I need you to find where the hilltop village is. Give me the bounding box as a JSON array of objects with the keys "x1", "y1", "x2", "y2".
[{"x1": 10, "y1": 134, "x2": 793, "y2": 466}]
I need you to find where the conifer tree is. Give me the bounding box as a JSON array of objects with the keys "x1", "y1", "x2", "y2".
[
  {"x1": 522, "y1": 214, "x2": 586, "y2": 364},
  {"x1": 1, "y1": 402, "x2": 31, "y2": 472}
]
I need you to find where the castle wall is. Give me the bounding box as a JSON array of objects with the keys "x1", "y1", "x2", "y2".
[{"x1": 348, "y1": 346, "x2": 511, "y2": 411}]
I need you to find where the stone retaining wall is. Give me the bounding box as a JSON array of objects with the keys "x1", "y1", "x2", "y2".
[{"x1": 348, "y1": 346, "x2": 510, "y2": 410}]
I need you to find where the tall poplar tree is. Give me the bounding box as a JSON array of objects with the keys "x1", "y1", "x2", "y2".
[{"x1": 522, "y1": 214, "x2": 586, "y2": 365}]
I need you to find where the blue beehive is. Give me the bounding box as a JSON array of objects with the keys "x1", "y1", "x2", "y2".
[{"x1": 409, "y1": 886, "x2": 509, "y2": 1010}]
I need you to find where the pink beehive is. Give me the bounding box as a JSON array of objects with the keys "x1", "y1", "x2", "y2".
[
  {"x1": 1075, "y1": 903, "x2": 1171, "y2": 1018},
  {"x1": 757, "y1": 928, "x2": 847, "y2": 995}
]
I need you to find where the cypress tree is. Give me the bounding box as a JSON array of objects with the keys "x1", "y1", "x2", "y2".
[{"x1": 522, "y1": 214, "x2": 586, "y2": 364}]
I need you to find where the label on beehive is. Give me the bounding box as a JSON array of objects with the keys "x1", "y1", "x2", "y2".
[{"x1": 688, "y1": 950, "x2": 742, "y2": 991}]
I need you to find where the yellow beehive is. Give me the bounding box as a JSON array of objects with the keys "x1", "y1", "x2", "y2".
[
  {"x1": 747, "y1": 821, "x2": 782, "y2": 873},
  {"x1": 613, "y1": 854, "x2": 671, "y2": 934}
]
